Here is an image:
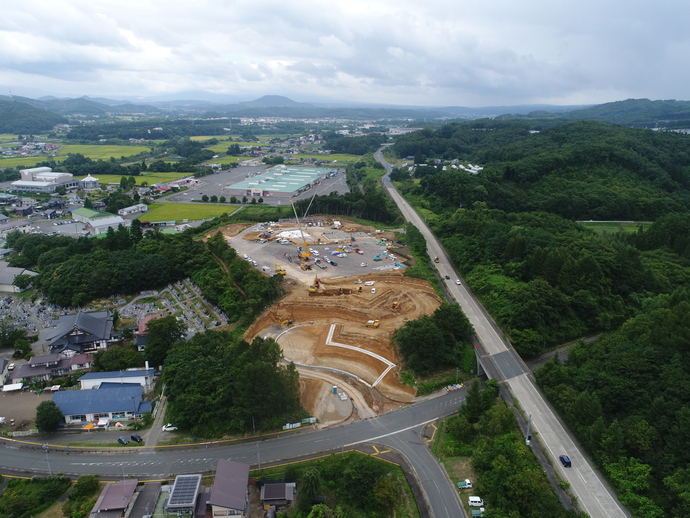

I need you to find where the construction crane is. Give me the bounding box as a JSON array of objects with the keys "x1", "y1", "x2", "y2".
[{"x1": 290, "y1": 199, "x2": 311, "y2": 262}]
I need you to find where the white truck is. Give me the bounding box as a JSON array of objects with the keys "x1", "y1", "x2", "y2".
[{"x1": 457, "y1": 479, "x2": 473, "y2": 489}]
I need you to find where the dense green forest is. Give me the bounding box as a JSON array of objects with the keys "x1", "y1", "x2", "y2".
[
  {"x1": 393, "y1": 120, "x2": 690, "y2": 221},
  {"x1": 393, "y1": 117, "x2": 690, "y2": 517},
  {"x1": 443, "y1": 380, "x2": 585, "y2": 518},
  {"x1": 0, "y1": 100, "x2": 68, "y2": 133},
  {"x1": 163, "y1": 331, "x2": 305, "y2": 436},
  {"x1": 5, "y1": 227, "x2": 282, "y2": 325},
  {"x1": 393, "y1": 303, "x2": 475, "y2": 375}
]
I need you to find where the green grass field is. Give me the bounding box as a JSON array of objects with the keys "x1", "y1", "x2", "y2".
[
  {"x1": 73, "y1": 172, "x2": 192, "y2": 184},
  {"x1": 580, "y1": 221, "x2": 652, "y2": 233},
  {"x1": 60, "y1": 144, "x2": 151, "y2": 159},
  {"x1": 143, "y1": 202, "x2": 240, "y2": 222},
  {"x1": 291, "y1": 153, "x2": 359, "y2": 163}
]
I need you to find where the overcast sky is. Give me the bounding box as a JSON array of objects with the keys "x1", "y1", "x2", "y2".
[{"x1": 2, "y1": 0, "x2": 689, "y2": 107}]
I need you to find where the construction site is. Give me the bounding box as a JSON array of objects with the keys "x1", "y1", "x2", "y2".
[{"x1": 214, "y1": 214, "x2": 444, "y2": 426}]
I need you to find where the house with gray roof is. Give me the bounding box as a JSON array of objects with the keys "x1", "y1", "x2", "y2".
[
  {"x1": 93, "y1": 479, "x2": 139, "y2": 515},
  {"x1": 0, "y1": 261, "x2": 37, "y2": 293},
  {"x1": 79, "y1": 368, "x2": 156, "y2": 392},
  {"x1": 46, "y1": 311, "x2": 116, "y2": 355},
  {"x1": 10, "y1": 353, "x2": 71, "y2": 384},
  {"x1": 209, "y1": 460, "x2": 250, "y2": 517},
  {"x1": 52, "y1": 384, "x2": 152, "y2": 424}
]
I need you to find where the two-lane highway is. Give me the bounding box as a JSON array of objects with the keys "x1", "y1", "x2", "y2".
[
  {"x1": 375, "y1": 148, "x2": 629, "y2": 518},
  {"x1": 2, "y1": 390, "x2": 467, "y2": 517}
]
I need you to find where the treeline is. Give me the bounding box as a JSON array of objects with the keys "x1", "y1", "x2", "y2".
[
  {"x1": 323, "y1": 132, "x2": 387, "y2": 155},
  {"x1": 163, "y1": 331, "x2": 305, "y2": 436},
  {"x1": 293, "y1": 189, "x2": 400, "y2": 224},
  {"x1": 0, "y1": 100, "x2": 68, "y2": 133},
  {"x1": 430, "y1": 209, "x2": 690, "y2": 357},
  {"x1": 535, "y1": 294, "x2": 690, "y2": 517},
  {"x1": 444, "y1": 380, "x2": 585, "y2": 518},
  {"x1": 393, "y1": 303, "x2": 475, "y2": 375},
  {"x1": 393, "y1": 120, "x2": 690, "y2": 221},
  {"x1": 5, "y1": 226, "x2": 282, "y2": 325},
  {"x1": 65, "y1": 118, "x2": 238, "y2": 141}
]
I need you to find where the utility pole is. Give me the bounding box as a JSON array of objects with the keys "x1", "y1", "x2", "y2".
[{"x1": 43, "y1": 444, "x2": 52, "y2": 476}]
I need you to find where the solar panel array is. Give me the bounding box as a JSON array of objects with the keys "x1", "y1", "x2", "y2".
[{"x1": 168, "y1": 474, "x2": 202, "y2": 506}]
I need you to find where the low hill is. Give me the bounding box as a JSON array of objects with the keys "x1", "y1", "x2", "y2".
[{"x1": 0, "y1": 100, "x2": 68, "y2": 133}]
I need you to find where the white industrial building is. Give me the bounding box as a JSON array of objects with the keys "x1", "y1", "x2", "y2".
[
  {"x1": 11, "y1": 167, "x2": 99, "y2": 193},
  {"x1": 118, "y1": 204, "x2": 148, "y2": 216}
]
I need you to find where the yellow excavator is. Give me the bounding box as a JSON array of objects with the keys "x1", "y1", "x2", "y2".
[
  {"x1": 390, "y1": 301, "x2": 401, "y2": 310},
  {"x1": 308, "y1": 275, "x2": 319, "y2": 292},
  {"x1": 275, "y1": 263, "x2": 286, "y2": 275}
]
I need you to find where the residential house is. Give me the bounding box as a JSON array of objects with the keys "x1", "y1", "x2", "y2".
[
  {"x1": 79, "y1": 368, "x2": 156, "y2": 392},
  {"x1": 166, "y1": 474, "x2": 202, "y2": 515},
  {"x1": 10, "y1": 354, "x2": 71, "y2": 384},
  {"x1": 69, "y1": 353, "x2": 93, "y2": 372},
  {"x1": 0, "y1": 261, "x2": 38, "y2": 293},
  {"x1": 46, "y1": 311, "x2": 116, "y2": 355},
  {"x1": 92, "y1": 479, "x2": 139, "y2": 515},
  {"x1": 260, "y1": 483, "x2": 295, "y2": 510},
  {"x1": 52, "y1": 384, "x2": 152, "y2": 424},
  {"x1": 134, "y1": 314, "x2": 162, "y2": 352},
  {"x1": 208, "y1": 460, "x2": 250, "y2": 517}
]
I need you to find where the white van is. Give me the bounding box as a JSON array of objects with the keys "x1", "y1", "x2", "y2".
[{"x1": 468, "y1": 497, "x2": 484, "y2": 507}]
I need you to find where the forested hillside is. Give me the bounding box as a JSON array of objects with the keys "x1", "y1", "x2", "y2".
[
  {"x1": 0, "y1": 100, "x2": 67, "y2": 133},
  {"x1": 5, "y1": 227, "x2": 282, "y2": 325},
  {"x1": 393, "y1": 119, "x2": 690, "y2": 517},
  {"x1": 393, "y1": 120, "x2": 690, "y2": 220}
]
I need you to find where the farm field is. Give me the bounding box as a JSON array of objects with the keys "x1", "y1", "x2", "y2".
[
  {"x1": 59, "y1": 144, "x2": 151, "y2": 159},
  {"x1": 143, "y1": 202, "x2": 239, "y2": 222},
  {"x1": 73, "y1": 172, "x2": 191, "y2": 184},
  {"x1": 580, "y1": 220, "x2": 652, "y2": 234},
  {"x1": 291, "y1": 153, "x2": 359, "y2": 163},
  {"x1": 0, "y1": 156, "x2": 63, "y2": 167}
]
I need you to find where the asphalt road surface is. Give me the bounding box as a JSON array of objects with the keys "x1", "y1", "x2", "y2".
[
  {"x1": 375, "y1": 148, "x2": 629, "y2": 518},
  {"x1": 2, "y1": 391, "x2": 466, "y2": 516}
]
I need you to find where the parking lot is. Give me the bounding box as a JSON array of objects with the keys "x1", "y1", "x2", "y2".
[
  {"x1": 164, "y1": 164, "x2": 349, "y2": 206},
  {"x1": 220, "y1": 221, "x2": 405, "y2": 284}
]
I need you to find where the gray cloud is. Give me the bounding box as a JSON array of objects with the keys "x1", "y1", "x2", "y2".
[{"x1": 2, "y1": 0, "x2": 690, "y2": 106}]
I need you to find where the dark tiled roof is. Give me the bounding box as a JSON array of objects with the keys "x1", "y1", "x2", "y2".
[{"x1": 209, "y1": 460, "x2": 250, "y2": 511}]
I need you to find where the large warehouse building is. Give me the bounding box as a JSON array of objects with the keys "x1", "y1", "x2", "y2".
[{"x1": 225, "y1": 165, "x2": 335, "y2": 199}]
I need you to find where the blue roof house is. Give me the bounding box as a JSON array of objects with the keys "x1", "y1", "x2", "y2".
[{"x1": 52, "y1": 385, "x2": 153, "y2": 425}]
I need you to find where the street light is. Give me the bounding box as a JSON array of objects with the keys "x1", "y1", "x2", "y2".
[{"x1": 43, "y1": 444, "x2": 52, "y2": 476}]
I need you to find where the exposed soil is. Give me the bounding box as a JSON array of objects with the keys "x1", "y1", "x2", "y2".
[{"x1": 247, "y1": 270, "x2": 443, "y2": 420}]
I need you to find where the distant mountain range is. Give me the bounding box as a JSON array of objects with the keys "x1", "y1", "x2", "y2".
[{"x1": 1, "y1": 94, "x2": 690, "y2": 134}]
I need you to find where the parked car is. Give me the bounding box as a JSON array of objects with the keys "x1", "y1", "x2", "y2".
[
  {"x1": 118, "y1": 436, "x2": 129, "y2": 445},
  {"x1": 162, "y1": 424, "x2": 178, "y2": 432},
  {"x1": 130, "y1": 434, "x2": 143, "y2": 443}
]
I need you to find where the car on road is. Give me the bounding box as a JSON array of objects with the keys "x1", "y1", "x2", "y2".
[
  {"x1": 559, "y1": 455, "x2": 572, "y2": 467},
  {"x1": 162, "y1": 424, "x2": 178, "y2": 432},
  {"x1": 118, "y1": 436, "x2": 129, "y2": 445},
  {"x1": 455, "y1": 279, "x2": 461, "y2": 285},
  {"x1": 445, "y1": 275, "x2": 450, "y2": 280},
  {"x1": 130, "y1": 434, "x2": 143, "y2": 443}
]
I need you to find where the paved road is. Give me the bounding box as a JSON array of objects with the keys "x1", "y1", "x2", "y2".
[
  {"x1": 2, "y1": 391, "x2": 466, "y2": 517},
  {"x1": 375, "y1": 148, "x2": 629, "y2": 518}
]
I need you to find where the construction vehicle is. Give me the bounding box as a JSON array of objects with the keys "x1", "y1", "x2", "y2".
[
  {"x1": 275, "y1": 263, "x2": 286, "y2": 275},
  {"x1": 374, "y1": 253, "x2": 383, "y2": 261},
  {"x1": 357, "y1": 286, "x2": 363, "y2": 293},
  {"x1": 281, "y1": 319, "x2": 293, "y2": 327},
  {"x1": 300, "y1": 263, "x2": 312, "y2": 271},
  {"x1": 390, "y1": 301, "x2": 401, "y2": 310},
  {"x1": 308, "y1": 275, "x2": 319, "y2": 292},
  {"x1": 290, "y1": 200, "x2": 311, "y2": 262},
  {"x1": 365, "y1": 320, "x2": 380, "y2": 328}
]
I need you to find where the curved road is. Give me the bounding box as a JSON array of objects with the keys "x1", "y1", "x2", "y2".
[
  {"x1": 375, "y1": 147, "x2": 628, "y2": 518},
  {"x1": 2, "y1": 391, "x2": 466, "y2": 516}
]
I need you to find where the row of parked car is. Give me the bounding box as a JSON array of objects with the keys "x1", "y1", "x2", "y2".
[{"x1": 118, "y1": 434, "x2": 143, "y2": 445}]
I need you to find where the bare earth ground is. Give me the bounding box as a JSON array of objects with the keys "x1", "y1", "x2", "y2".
[
  {"x1": 0, "y1": 390, "x2": 54, "y2": 431},
  {"x1": 246, "y1": 267, "x2": 442, "y2": 422}
]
